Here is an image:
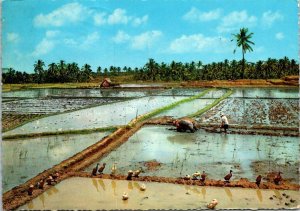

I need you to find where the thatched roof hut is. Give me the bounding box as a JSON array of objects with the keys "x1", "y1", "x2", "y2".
[{"x1": 100, "y1": 78, "x2": 112, "y2": 87}]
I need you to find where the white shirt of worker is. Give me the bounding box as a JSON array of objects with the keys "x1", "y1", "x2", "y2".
[{"x1": 221, "y1": 115, "x2": 229, "y2": 125}]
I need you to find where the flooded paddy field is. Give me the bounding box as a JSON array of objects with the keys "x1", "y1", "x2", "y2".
[
  {"x1": 18, "y1": 177, "x2": 299, "y2": 210},
  {"x1": 2, "y1": 97, "x2": 126, "y2": 114},
  {"x1": 85, "y1": 126, "x2": 299, "y2": 183},
  {"x1": 2, "y1": 131, "x2": 110, "y2": 192},
  {"x1": 2, "y1": 87, "x2": 166, "y2": 98},
  {"x1": 2, "y1": 88, "x2": 169, "y2": 130},
  {"x1": 3, "y1": 96, "x2": 189, "y2": 136},
  {"x1": 230, "y1": 87, "x2": 299, "y2": 99},
  {"x1": 3, "y1": 87, "x2": 300, "y2": 210},
  {"x1": 198, "y1": 98, "x2": 299, "y2": 127},
  {"x1": 154, "y1": 99, "x2": 214, "y2": 118}
]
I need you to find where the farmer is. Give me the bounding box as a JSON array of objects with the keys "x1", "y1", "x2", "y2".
[
  {"x1": 173, "y1": 119, "x2": 197, "y2": 133},
  {"x1": 220, "y1": 113, "x2": 229, "y2": 134}
]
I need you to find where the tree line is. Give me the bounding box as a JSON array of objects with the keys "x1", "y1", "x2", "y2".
[{"x1": 2, "y1": 57, "x2": 298, "y2": 84}]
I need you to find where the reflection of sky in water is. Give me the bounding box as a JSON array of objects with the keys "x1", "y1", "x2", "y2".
[
  {"x1": 2, "y1": 132, "x2": 109, "y2": 192},
  {"x1": 155, "y1": 99, "x2": 214, "y2": 118},
  {"x1": 2, "y1": 88, "x2": 165, "y2": 98},
  {"x1": 86, "y1": 126, "x2": 298, "y2": 183},
  {"x1": 4, "y1": 96, "x2": 187, "y2": 136},
  {"x1": 18, "y1": 177, "x2": 300, "y2": 210},
  {"x1": 230, "y1": 88, "x2": 299, "y2": 99}
]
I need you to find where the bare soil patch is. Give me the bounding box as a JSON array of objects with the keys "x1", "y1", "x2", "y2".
[
  {"x1": 143, "y1": 160, "x2": 162, "y2": 171},
  {"x1": 2, "y1": 113, "x2": 44, "y2": 131}
]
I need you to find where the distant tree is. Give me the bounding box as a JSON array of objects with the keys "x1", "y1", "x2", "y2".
[
  {"x1": 34, "y1": 59, "x2": 45, "y2": 83},
  {"x1": 232, "y1": 27, "x2": 255, "y2": 79},
  {"x1": 145, "y1": 58, "x2": 158, "y2": 81},
  {"x1": 96, "y1": 66, "x2": 102, "y2": 76}
]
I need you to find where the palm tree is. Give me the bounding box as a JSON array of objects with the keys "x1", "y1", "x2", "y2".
[
  {"x1": 34, "y1": 59, "x2": 45, "y2": 83},
  {"x1": 232, "y1": 27, "x2": 255, "y2": 79}
]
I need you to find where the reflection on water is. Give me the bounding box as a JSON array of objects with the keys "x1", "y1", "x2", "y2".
[
  {"x1": 98, "y1": 179, "x2": 106, "y2": 191},
  {"x1": 111, "y1": 180, "x2": 117, "y2": 196},
  {"x1": 2, "y1": 88, "x2": 165, "y2": 98},
  {"x1": 256, "y1": 189, "x2": 263, "y2": 202},
  {"x1": 128, "y1": 181, "x2": 133, "y2": 190},
  {"x1": 2, "y1": 132, "x2": 109, "y2": 192},
  {"x1": 92, "y1": 178, "x2": 99, "y2": 192},
  {"x1": 86, "y1": 126, "x2": 299, "y2": 183},
  {"x1": 225, "y1": 187, "x2": 233, "y2": 202},
  {"x1": 19, "y1": 177, "x2": 300, "y2": 210},
  {"x1": 231, "y1": 88, "x2": 298, "y2": 99},
  {"x1": 5, "y1": 96, "x2": 187, "y2": 136},
  {"x1": 38, "y1": 194, "x2": 45, "y2": 208},
  {"x1": 155, "y1": 99, "x2": 214, "y2": 118},
  {"x1": 201, "y1": 187, "x2": 206, "y2": 199},
  {"x1": 27, "y1": 201, "x2": 34, "y2": 209}
]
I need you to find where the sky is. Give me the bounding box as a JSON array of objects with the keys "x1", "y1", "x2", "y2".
[{"x1": 2, "y1": 0, "x2": 299, "y2": 73}]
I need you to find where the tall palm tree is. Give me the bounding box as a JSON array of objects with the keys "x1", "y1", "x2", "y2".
[{"x1": 232, "y1": 27, "x2": 255, "y2": 79}]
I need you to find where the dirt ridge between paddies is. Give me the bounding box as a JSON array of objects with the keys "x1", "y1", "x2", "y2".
[{"x1": 2, "y1": 126, "x2": 118, "y2": 140}]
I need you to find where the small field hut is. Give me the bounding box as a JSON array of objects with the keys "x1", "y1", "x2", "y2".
[{"x1": 100, "y1": 78, "x2": 112, "y2": 88}]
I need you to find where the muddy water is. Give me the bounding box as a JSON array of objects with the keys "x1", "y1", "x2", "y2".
[
  {"x1": 155, "y1": 99, "x2": 214, "y2": 118},
  {"x1": 4, "y1": 96, "x2": 187, "y2": 136},
  {"x1": 18, "y1": 177, "x2": 300, "y2": 210},
  {"x1": 2, "y1": 132, "x2": 109, "y2": 192},
  {"x1": 86, "y1": 126, "x2": 299, "y2": 183}
]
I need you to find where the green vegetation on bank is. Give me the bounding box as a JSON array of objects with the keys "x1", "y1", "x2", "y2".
[
  {"x1": 189, "y1": 89, "x2": 234, "y2": 118},
  {"x1": 128, "y1": 88, "x2": 213, "y2": 126}
]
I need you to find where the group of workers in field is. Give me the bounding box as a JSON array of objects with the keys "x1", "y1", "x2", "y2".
[{"x1": 173, "y1": 113, "x2": 229, "y2": 134}]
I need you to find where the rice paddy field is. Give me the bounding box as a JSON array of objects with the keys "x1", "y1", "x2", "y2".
[{"x1": 2, "y1": 86, "x2": 299, "y2": 210}]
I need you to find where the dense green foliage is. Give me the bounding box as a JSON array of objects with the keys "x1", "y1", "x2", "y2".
[{"x1": 2, "y1": 57, "x2": 298, "y2": 84}]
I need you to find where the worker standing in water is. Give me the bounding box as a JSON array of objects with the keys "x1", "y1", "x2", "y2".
[
  {"x1": 173, "y1": 119, "x2": 198, "y2": 133},
  {"x1": 220, "y1": 113, "x2": 229, "y2": 134}
]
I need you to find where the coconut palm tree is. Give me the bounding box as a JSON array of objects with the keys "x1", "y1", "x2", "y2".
[
  {"x1": 34, "y1": 59, "x2": 45, "y2": 83},
  {"x1": 232, "y1": 27, "x2": 255, "y2": 79}
]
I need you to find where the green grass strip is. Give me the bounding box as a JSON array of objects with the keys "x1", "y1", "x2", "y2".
[
  {"x1": 188, "y1": 89, "x2": 234, "y2": 118},
  {"x1": 2, "y1": 126, "x2": 118, "y2": 140},
  {"x1": 128, "y1": 88, "x2": 214, "y2": 126}
]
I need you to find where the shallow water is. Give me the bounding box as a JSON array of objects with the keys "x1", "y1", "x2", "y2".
[
  {"x1": 155, "y1": 99, "x2": 214, "y2": 118},
  {"x1": 86, "y1": 126, "x2": 299, "y2": 183},
  {"x1": 4, "y1": 96, "x2": 187, "y2": 136},
  {"x1": 18, "y1": 177, "x2": 300, "y2": 210},
  {"x1": 2, "y1": 132, "x2": 109, "y2": 192},
  {"x1": 2, "y1": 97, "x2": 125, "y2": 114},
  {"x1": 197, "y1": 98, "x2": 299, "y2": 127},
  {"x1": 230, "y1": 88, "x2": 299, "y2": 99},
  {"x1": 154, "y1": 88, "x2": 205, "y2": 96},
  {"x1": 2, "y1": 88, "x2": 165, "y2": 98}
]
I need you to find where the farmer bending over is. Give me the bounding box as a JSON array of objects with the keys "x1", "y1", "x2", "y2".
[
  {"x1": 220, "y1": 113, "x2": 229, "y2": 134},
  {"x1": 173, "y1": 119, "x2": 197, "y2": 133}
]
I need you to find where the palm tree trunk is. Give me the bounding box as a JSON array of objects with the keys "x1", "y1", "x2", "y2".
[{"x1": 242, "y1": 52, "x2": 245, "y2": 79}]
